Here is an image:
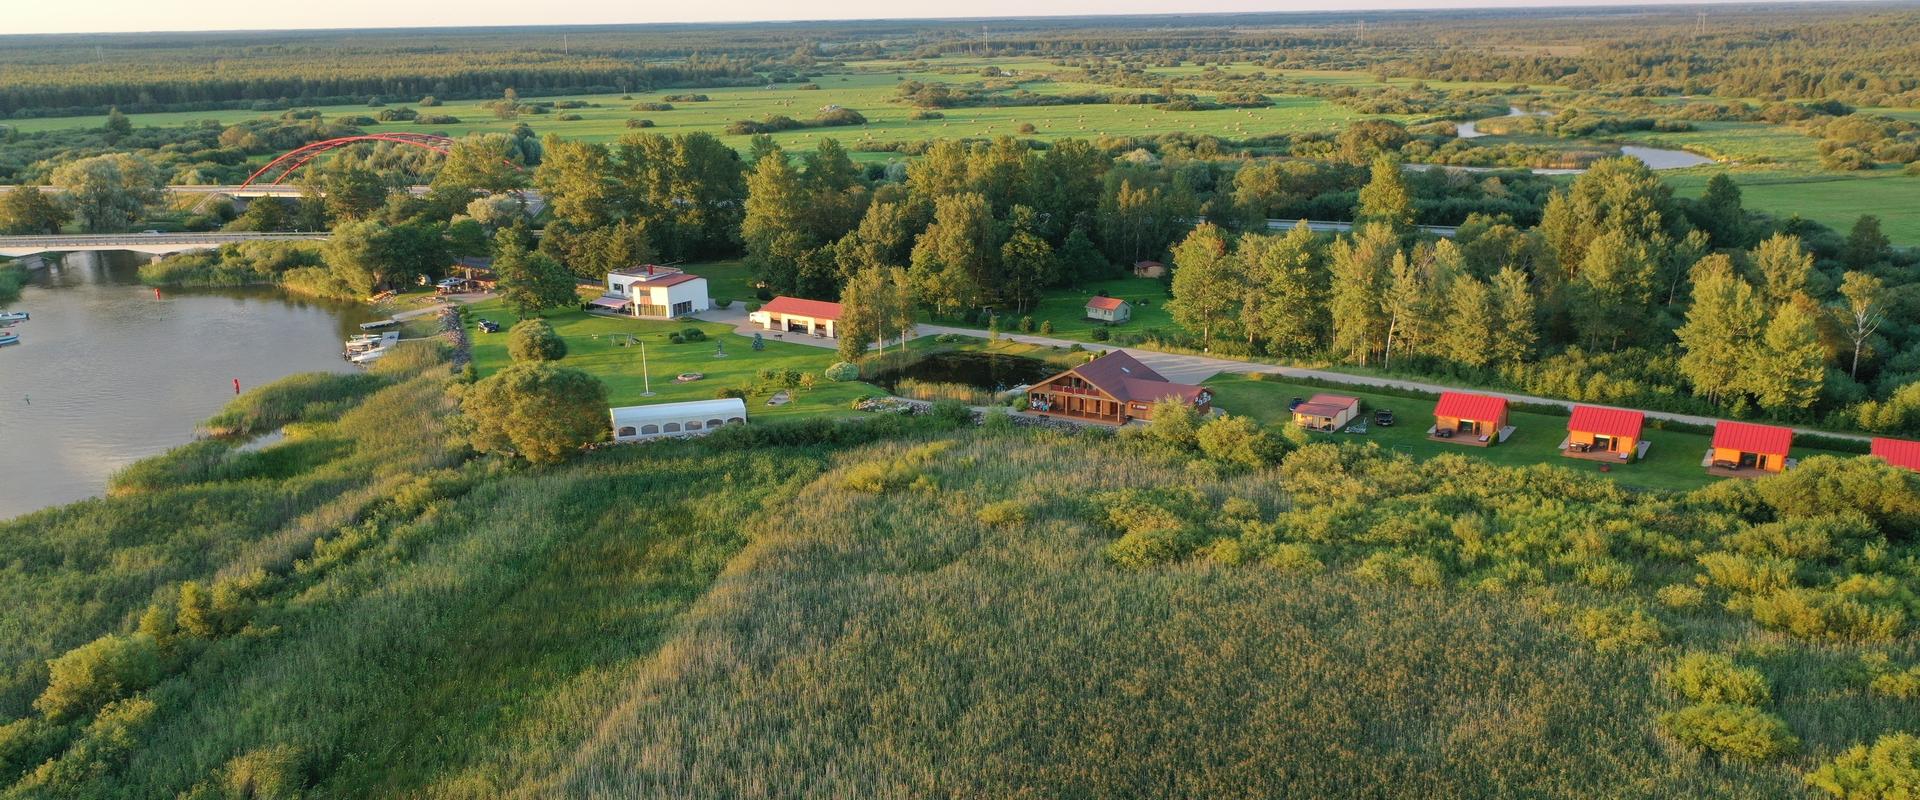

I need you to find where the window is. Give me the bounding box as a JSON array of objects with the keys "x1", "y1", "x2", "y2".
[
  {"x1": 617, "y1": 426, "x2": 637, "y2": 437},
  {"x1": 707, "y1": 419, "x2": 724, "y2": 427},
  {"x1": 727, "y1": 417, "x2": 745, "y2": 424},
  {"x1": 641, "y1": 424, "x2": 659, "y2": 435},
  {"x1": 686, "y1": 421, "x2": 703, "y2": 431},
  {"x1": 672, "y1": 300, "x2": 693, "y2": 316},
  {"x1": 664, "y1": 422, "x2": 682, "y2": 433}
]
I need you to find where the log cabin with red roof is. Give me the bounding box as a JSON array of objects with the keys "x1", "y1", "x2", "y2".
[
  {"x1": 1563, "y1": 405, "x2": 1646, "y2": 462},
  {"x1": 1024, "y1": 350, "x2": 1211, "y2": 425},
  {"x1": 1430, "y1": 391, "x2": 1510, "y2": 446},
  {"x1": 1872, "y1": 437, "x2": 1920, "y2": 472},
  {"x1": 1707, "y1": 421, "x2": 1793, "y2": 477}
]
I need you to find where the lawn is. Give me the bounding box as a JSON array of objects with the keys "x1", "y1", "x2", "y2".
[
  {"x1": 465, "y1": 300, "x2": 872, "y2": 420},
  {"x1": 931, "y1": 275, "x2": 1174, "y2": 340},
  {"x1": 1661, "y1": 167, "x2": 1920, "y2": 243},
  {"x1": 1205, "y1": 373, "x2": 1859, "y2": 492},
  {"x1": 682, "y1": 259, "x2": 757, "y2": 305}
]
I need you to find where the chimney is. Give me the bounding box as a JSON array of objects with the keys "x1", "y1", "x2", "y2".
[{"x1": 646, "y1": 264, "x2": 654, "y2": 276}]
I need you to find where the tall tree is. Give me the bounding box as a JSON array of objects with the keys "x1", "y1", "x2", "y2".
[
  {"x1": 1675, "y1": 255, "x2": 1764, "y2": 406},
  {"x1": 1749, "y1": 233, "x2": 1815, "y2": 308},
  {"x1": 1355, "y1": 155, "x2": 1413, "y2": 238},
  {"x1": 1240, "y1": 221, "x2": 1323, "y2": 353},
  {"x1": 493, "y1": 233, "x2": 579, "y2": 317},
  {"x1": 1692, "y1": 173, "x2": 1748, "y2": 248},
  {"x1": 1489, "y1": 266, "x2": 1537, "y2": 365},
  {"x1": 0, "y1": 187, "x2": 70, "y2": 235},
  {"x1": 1166, "y1": 223, "x2": 1239, "y2": 343},
  {"x1": 50, "y1": 153, "x2": 162, "y2": 232},
  {"x1": 1570, "y1": 227, "x2": 1660, "y2": 350},
  {"x1": 907, "y1": 192, "x2": 999, "y2": 316},
  {"x1": 999, "y1": 206, "x2": 1057, "y2": 314},
  {"x1": 1328, "y1": 224, "x2": 1398, "y2": 365},
  {"x1": 1751, "y1": 301, "x2": 1826, "y2": 415},
  {"x1": 837, "y1": 266, "x2": 914, "y2": 359},
  {"x1": 741, "y1": 151, "x2": 814, "y2": 293},
  {"x1": 1441, "y1": 276, "x2": 1497, "y2": 368},
  {"x1": 533, "y1": 135, "x2": 614, "y2": 229},
  {"x1": 1844, "y1": 215, "x2": 1891, "y2": 269},
  {"x1": 1837, "y1": 271, "x2": 1887, "y2": 380}
]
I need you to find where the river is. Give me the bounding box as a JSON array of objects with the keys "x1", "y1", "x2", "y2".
[
  {"x1": 1453, "y1": 107, "x2": 1713, "y2": 172},
  {"x1": 0, "y1": 251, "x2": 374, "y2": 520}
]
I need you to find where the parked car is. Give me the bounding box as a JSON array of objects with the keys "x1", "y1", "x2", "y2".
[
  {"x1": 1288, "y1": 397, "x2": 1305, "y2": 411},
  {"x1": 477, "y1": 319, "x2": 501, "y2": 333},
  {"x1": 1374, "y1": 409, "x2": 1395, "y2": 427}
]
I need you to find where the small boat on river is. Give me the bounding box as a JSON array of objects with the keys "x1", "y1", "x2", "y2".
[
  {"x1": 0, "y1": 332, "x2": 19, "y2": 346},
  {"x1": 0, "y1": 311, "x2": 28, "y2": 323}
]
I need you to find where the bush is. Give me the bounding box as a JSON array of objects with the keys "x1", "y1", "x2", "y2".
[
  {"x1": 1145, "y1": 398, "x2": 1201, "y2": 447},
  {"x1": 1747, "y1": 587, "x2": 1905, "y2": 641},
  {"x1": 1667, "y1": 652, "x2": 1771, "y2": 705},
  {"x1": 1195, "y1": 414, "x2": 1286, "y2": 469},
  {"x1": 1040, "y1": 320, "x2": 1054, "y2": 334},
  {"x1": 461, "y1": 363, "x2": 609, "y2": 464},
  {"x1": 1106, "y1": 527, "x2": 1188, "y2": 569},
  {"x1": 1656, "y1": 584, "x2": 1706, "y2": 609},
  {"x1": 976, "y1": 500, "x2": 1030, "y2": 528},
  {"x1": 628, "y1": 119, "x2": 656, "y2": 129},
  {"x1": 1018, "y1": 122, "x2": 1038, "y2": 134},
  {"x1": 714, "y1": 298, "x2": 733, "y2": 309},
  {"x1": 214, "y1": 744, "x2": 308, "y2": 800},
  {"x1": 1658, "y1": 703, "x2": 1798, "y2": 761},
  {"x1": 415, "y1": 114, "x2": 461, "y2": 125},
  {"x1": 1573, "y1": 606, "x2": 1666, "y2": 651},
  {"x1": 715, "y1": 387, "x2": 747, "y2": 400},
  {"x1": 680, "y1": 327, "x2": 708, "y2": 343},
  {"x1": 33, "y1": 633, "x2": 162, "y2": 721},
  {"x1": 507, "y1": 318, "x2": 566, "y2": 362},
  {"x1": 1091, "y1": 327, "x2": 1110, "y2": 341},
  {"x1": 555, "y1": 113, "x2": 583, "y2": 121},
  {"x1": 1808, "y1": 733, "x2": 1920, "y2": 798},
  {"x1": 824, "y1": 361, "x2": 861, "y2": 382}
]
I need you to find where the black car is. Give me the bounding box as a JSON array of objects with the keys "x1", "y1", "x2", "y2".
[
  {"x1": 1373, "y1": 409, "x2": 1395, "y2": 427},
  {"x1": 477, "y1": 319, "x2": 501, "y2": 333},
  {"x1": 1288, "y1": 397, "x2": 1306, "y2": 411}
]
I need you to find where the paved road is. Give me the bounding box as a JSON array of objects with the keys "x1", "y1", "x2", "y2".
[{"x1": 913, "y1": 324, "x2": 1874, "y2": 444}]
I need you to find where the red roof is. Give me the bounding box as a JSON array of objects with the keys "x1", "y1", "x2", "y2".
[
  {"x1": 641, "y1": 272, "x2": 702, "y2": 287},
  {"x1": 1712, "y1": 421, "x2": 1793, "y2": 456},
  {"x1": 1086, "y1": 296, "x2": 1128, "y2": 311},
  {"x1": 759, "y1": 296, "x2": 843, "y2": 320},
  {"x1": 1568, "y1": 405, "x2": 1644, "y2": 439},
  {"x1": 1872, "y1": 437, "x2": 1920, "y2": 471},
  {"x1": 1434, "y1": 391, "x2": 1506, "y2": 422}
]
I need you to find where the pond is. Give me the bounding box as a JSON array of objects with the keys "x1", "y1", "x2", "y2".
[
  {"x1": 1453, "y1": 107, "x2": 1715, "y2": 172},
  {"x1": 0, "y1": 251, "x2": 376, "y2": 520},
  {"x1": 867, "y1": 351, "x2": 1057, "y2": 394}
]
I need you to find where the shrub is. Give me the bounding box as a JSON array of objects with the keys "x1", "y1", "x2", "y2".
[
  {"x1": 555, "y1": 113, "x2": 584, "y2": 121},
  {"x1": 928, "y1": 399, "x2": 974, "y2": 427},
  {"x1": 1265, "y1": 543, "x2": 1324, "y2": 574},
  {"x1": 680, "y1": 327, "x2": 708, "y2": 343},
  {"x1": 507, "y1": 318, "x2": 566, "y2": 362},
  {"x1": 1091, "y1": 327, "x2": 1110, "y2": 341},
  {"x1": 1808, "y1": 733, "x2": 1920, "y2": 798},
  {"x1": 1872, "y1": 666, "x2": 1920, "y2": 699},
  {"x1": 824, "y1": 361, "x2": 861, "y2": 382},
  {"x1": 1573, "y1": 606, "x2": 1666, "y2": 651},
  {"x1": 1018, "y1": 122, "x2": 1038, "y2": 134},
  {"x1": 714, "y1": 298, "x2": 733, "y2": 309},
  {"x1": 33, "y1": 633, "x2": 162, "y2": 721},
  {"x1": 1020, "y1": 316, "x2": 1034, "y2": 333},
  {"x1": 216, "y1": 744, "x2": 308, "y2": 800},
  {"x1": 1040, "y1": 320, "x2": 1054, "y2": 334},
  {"x1": 1658, "y1": 703, "x2": 1798, "y2": 761},
  {"x1": 461, "y1": 363, "x2": 609, "y2": 464},
  {"x1": 634, "y1": 102, "x2": 675, "y2": 111},
  {"x1": 669, "y1": 333, "x2": 686, "y2": 344},
  {"x1": 0, "y1": 717, "x2": 72, "y2": 780},
  {"x1": 415, "y1": 114, "x2": 461, "y2": 125},
  {"x1": 1747, "y1": 587, "x2": 1905, "y2": 642},
  {"x1": 1145, "y1": 398, "x2": 1200, "y2": 447},
  {"x1": 628, "y1": 119, "x2": 656, "y2": 129},
  {"x1": 1195, "y1": 414, "x2": 1286, "y2": 469},
  {"x1": 976, "y1": 500, "x2": 1030, "y2": 528},
  {"x1": 1667, "y1": 652, "x2": 1771, "y2": 705},
  {"x1": 715, "y1": 387, "x2": 747, "y2": 400},
  {"x1": 1352, "y1": 551, "x2": 1446, "y2": 587},
  {"x1": 1656, "y1": 584, "x2": 1706, "y2": 609},
  {"x1": 1106, "y1": 527, "x2": 1187, "y2": 569}
]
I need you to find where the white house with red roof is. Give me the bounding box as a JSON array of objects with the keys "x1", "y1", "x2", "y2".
[
  {"x1": 1085, "y1": 295, "x2": 1131, "y2": 323},
  {"x1": 592, "y1": 265, "x2": 710, "y2": 319},
  {"x1": 749, "y1": 296, "x2": 843, "y2": 339}
]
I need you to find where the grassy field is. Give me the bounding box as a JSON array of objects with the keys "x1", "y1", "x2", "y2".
[
  {"x1": 1616, "y1": 120, "x2": 1822, "y2": 167},
  {"x1": 1661, "y1": 167, "x2": 1920, "y2": 242},
  {"x1": 465, "y1": 300, "x2": 872, "y2": 418},
  {"x1": 1206, "y1": 373, "x2": 1858, "y2": 492},
  {"x1": 682, "y1": 259, "x2": 758, "y2": 305},
  {"x1": 930, "y1": 275, "x2": 1174, "y2": 339},
  {"x1": 5, "y1": 62, "x2": 1393, "y2": 161}
]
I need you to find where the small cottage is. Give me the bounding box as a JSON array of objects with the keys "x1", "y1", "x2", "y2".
[
  {"x1": 1085, "y1": 296, "x2": 1131, "y2": 323},
  {"x1": 749, "y1": 296, "x2": 843, "y2": 338},
  {"x1": 1292, "y1": 394, "x2": 1360, "y2": 431},
  {"x1": 1432, "y1": 391, "x2": 1509, "y2": 446},
  {"x1": 1565, "y1": 405, "x2": 1645, "y2": 461},
  {"x1": 1871, "y1": 437, "x2": 1920, "y2": 472},
  {"x1": 1025, "y1": 350, "x2": 1210, "y2": 425},
  {"x1": 1132, "y1": 260, "x2": 1166, "y2": 278},
  {"x1": 610, "y1": 398, "x2": 747, "y2": 442},
  {"x1": 1709, "y1": 421, "x2": 1793, "y2": 475}
]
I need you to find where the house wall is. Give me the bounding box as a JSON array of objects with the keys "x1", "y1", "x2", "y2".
[
  {"x1": 1293, "y1": 406, "x2": 1356, "y2": 429},
  {"x1": 1712, "y1": 446, "x2": 1786, "y2": 472},
  {"x1": 1087, "y1": 304, "x2": 1130, "y2": 322},
  {"x1": 1569, "y1": 430, "x2": 1638, "y2": 453},
  {"x1": 1436, "y1": 412, "x2": 1507, "y2": 434}
]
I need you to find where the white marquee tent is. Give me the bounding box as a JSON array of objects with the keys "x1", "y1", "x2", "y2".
[{"x1": 609, "y1": 398, "x2": 748, "y2": 442}]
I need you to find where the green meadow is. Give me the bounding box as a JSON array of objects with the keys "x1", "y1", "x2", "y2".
[{"x1": 1661, "y1": 168, "x2": 1920, "y2": 243}]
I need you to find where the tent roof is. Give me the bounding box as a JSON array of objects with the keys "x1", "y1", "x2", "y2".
[
  {"x1": 610, "y1": 398, "x2": 747, "y2": 427},
  {"x1": 1712, "y1": 420, "x2": 1793, "y2": 456}
]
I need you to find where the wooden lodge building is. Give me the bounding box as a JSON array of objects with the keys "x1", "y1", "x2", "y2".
[
  {"x1": 1431, "y1": 391, "x2": 1510, "y2": 446},
  {"x1": 1708, "y1": 421, "x2": 1793, "y2": 476},
  {"x1": 1564, "y1": 405, "x2": 1646, "y2": 462},
  {"x1": 1025, "y1": 350, "x2": 1211, "y2": 425},
  {"x1": 1293, "y1": 394, "x2": 1360, "y2": 431}
]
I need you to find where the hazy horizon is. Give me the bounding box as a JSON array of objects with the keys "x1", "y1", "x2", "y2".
[{"x1": 2, "y1": 0, "x2": 1846, "y2": 36}]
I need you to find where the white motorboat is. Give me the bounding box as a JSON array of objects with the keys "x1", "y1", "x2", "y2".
[
  {"x1": 0, "y1": 311, "x2": 27, "y2": 323},
  {"x1": 0, "y1": 332, "x2": 18, "y2": 346},
  {"x1": 348, "y1": 346, "x2": 389, "y2": 364}
]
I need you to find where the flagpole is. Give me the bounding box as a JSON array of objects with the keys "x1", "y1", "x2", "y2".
[{"x1": 640, "y1": 340, "x2": 655, "y2": 397}]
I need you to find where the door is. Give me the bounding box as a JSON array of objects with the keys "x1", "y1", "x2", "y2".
[
  {"x1": 1594, "y1": 434, "x2": 1613, "y2": 452},
  {"x1": 1739, "y1": 452, "x2": 1758, "y2": 469}
]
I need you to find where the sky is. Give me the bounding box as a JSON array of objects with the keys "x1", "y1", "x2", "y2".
[{"x1": 6, "y1": 0, "x2": 1783, "y2": 35}]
